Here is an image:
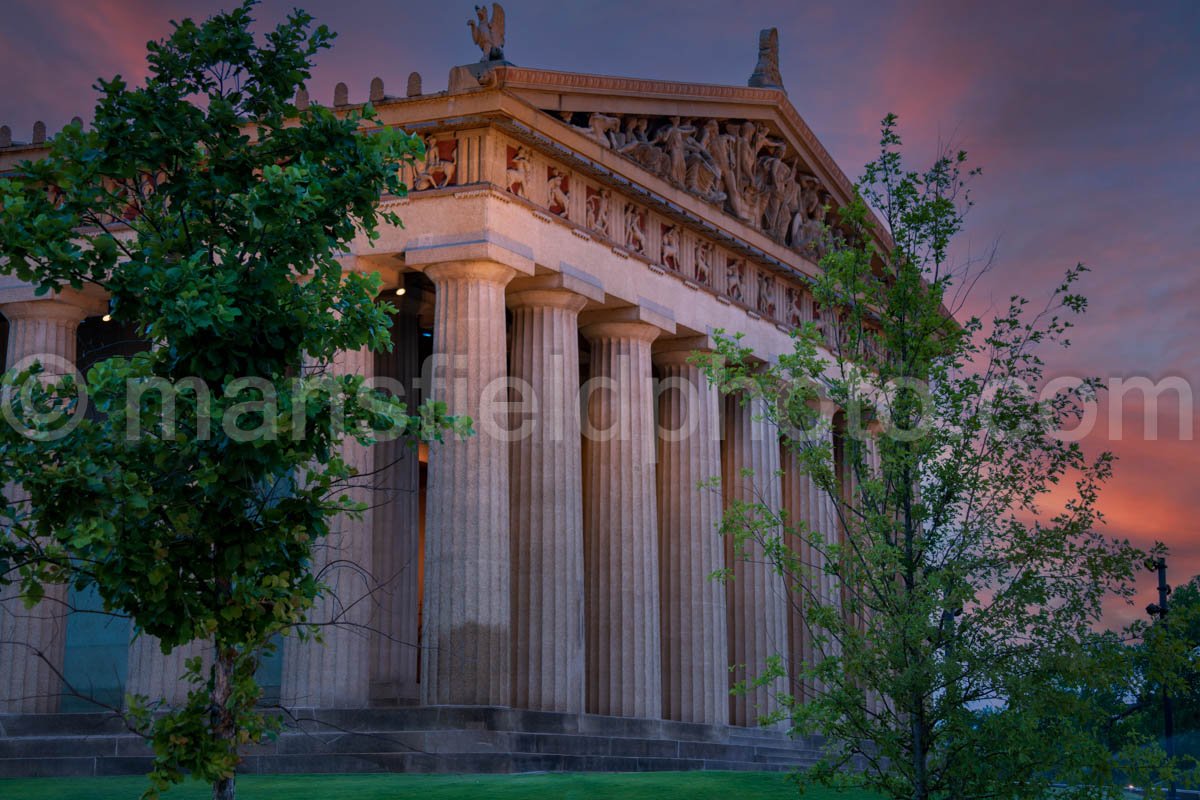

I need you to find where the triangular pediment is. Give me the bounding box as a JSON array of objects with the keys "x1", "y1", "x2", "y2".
[{"x1": 489, "y1": 66, "x2": 875, "y2": 262}]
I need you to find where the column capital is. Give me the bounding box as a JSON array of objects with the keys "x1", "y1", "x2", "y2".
[
  {"x1": 0, "y1": 290, "x2": 107, "y2": 323},
  {"x1": 424, "y1": 259, "x2": 517, "y2": 286},
  {"x1": 507, "y1": 272, "x2": 604, "y2": 312},
  {"x1": 337, "y1": 253, "x2": 402, "y2": 290},
  {"x1": 579, "y1": 305, "x2": 675, "y2": 343},
  {"x1": 508, "y1": 289, "x2": 588, "y2": 314},
  {"x1": 652, "y1": 334, "x2": 716, "y2": 368}
]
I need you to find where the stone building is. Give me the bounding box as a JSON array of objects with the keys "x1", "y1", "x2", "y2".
[{"x1": 0, "y1": 12, "x2": 881, "y2": 774}]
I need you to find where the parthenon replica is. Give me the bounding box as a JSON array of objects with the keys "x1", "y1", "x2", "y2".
[{"x1": 0, "y1": 5, "x2": 876, "y2": 775}]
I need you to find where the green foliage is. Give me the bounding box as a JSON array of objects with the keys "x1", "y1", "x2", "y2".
[
  {"x1": 1130, "y1": 577, "x2": 1200, "y2": 738},
  {"x1": 1106, "y1": 575, "x2": 1200, "y2": 793},
  {"x1": 694, "y1": 114, "x2": 1162, "y2": 799},
  {"x1": 0, "y1": 3, "x2": 459, "y2": 798}
]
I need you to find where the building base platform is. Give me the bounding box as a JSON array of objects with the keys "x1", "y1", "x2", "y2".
[{"x1": 0, "y1": 706, "x2": 825, "y2": 778}]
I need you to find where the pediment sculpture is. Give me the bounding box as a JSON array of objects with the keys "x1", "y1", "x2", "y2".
[{"x1": 554, "y1": 110, "x2": 837, "y2": 262}]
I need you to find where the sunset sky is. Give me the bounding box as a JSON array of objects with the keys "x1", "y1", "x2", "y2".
[{"x1": 2, "y1": 0, "x2": 1196, "y2": 626}]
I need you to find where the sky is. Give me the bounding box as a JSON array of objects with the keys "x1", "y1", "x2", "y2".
[{"x1": 1, "y1": 0, "x2": 1197, "y2": 627}]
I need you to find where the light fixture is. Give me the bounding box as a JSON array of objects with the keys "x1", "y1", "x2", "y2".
[
  {"x1": 101, "y1": 314, "x2": 112, "y2": 322},
  {"x1": 395, "y1": 287, "x2": 406, "y2": 296}
]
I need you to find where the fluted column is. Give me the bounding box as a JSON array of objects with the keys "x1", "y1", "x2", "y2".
[
  {"x1": 507, "y1": 281, "x2": 590, "y2": 712},
  {"x1": 781, "y1": 440, "x2": 824, "y2": 704},
  {"x1": 581, "y1": 312, "x2": 665, "y2": 718},
  {"x1": 422, "y1": 260, "x2": 515, "y2": 706},
  {"x1": 815, "y1": 424, "x2": 842, "y2": 672},
  {"x1": 654, "y1": 341, "x2": 728, "y2": 724},
  {"x1": 722, "y1": 393, "x2": 789, "y2": 727},
  {"x1": 370, "y1": 303, "x2": 423, "y2": 704},
  {"x1": 126, "y1": 635, "x2": 212, "y2": 706},
  {"x1": 0, "y1": 297, "x2": 91, "y2": 713},
  {"x1": 859, "y1": 426, "x2": 882, "y2": 718},
  {"x1": 281, "y1": 343, "x2": 375, "y2": 708}
]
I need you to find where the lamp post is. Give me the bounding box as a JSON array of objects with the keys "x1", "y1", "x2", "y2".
[{"x1": 1146, "y1": 556, "x2": 1177, "y2": 800}]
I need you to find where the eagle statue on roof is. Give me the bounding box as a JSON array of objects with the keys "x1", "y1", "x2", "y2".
[{"x1": 468, "y1": 4, "x2": 506, "y2": 62}]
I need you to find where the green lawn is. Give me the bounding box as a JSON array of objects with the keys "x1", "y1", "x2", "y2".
[{"x1": 0, "y1": 771, "x2": 876, "y2": 799}]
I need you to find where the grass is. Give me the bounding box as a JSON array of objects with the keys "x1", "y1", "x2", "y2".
[{"x1": 0, "y1": 771, "x2": 877, "y2": 799}]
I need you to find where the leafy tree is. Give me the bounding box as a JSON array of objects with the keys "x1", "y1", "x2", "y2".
[
  {"x1": 0, "y1": 3, "x2": 462, "y2": 798},
  {"x1": 1133, "y1": 576, "x2": 1200, "y2": 743},
  {"x1": 1108, "y1": 574, "x2": 1200, "y2": 794},
  {"x1": 695, "y1": 114, "x2": 1158, "y2": 800}
]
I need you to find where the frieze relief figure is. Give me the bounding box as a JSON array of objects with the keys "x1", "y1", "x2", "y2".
[
  {"x1": 660, "y1": 224, "x2": 680, "y2": 270},
  {"x1": 506, "y1": 146, "x2": 533, "y2": 197},
  {"x1": 756, "y1": 271, "x2": 776, "y2": 318},
  {"x1": 413, "y1": 135, "x2": 457, "y2": 191},
  {"x1": 694, "y1": 240, "x2": 714, "y2": 286},
  {"x1": 786, "y1": 286, "x2": 807, "y2": 328},
  {"x1": 585, "y1": 187, "x2": 610, "y2": 236},
  {"x1": 547, "y1": 168, "x2": 569, "y2": 217},
  {"x1": 726, "y1": 258, "x2": 745, "y2": 301},
  {"x1": 625, "y1": 204, "x2": 648, "y2": 255}
]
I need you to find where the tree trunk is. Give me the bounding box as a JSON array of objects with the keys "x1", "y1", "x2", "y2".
[
  {"x1": 213, "y1": 776, "x2": 236, "y2": 800},
  {"x1": 211, "y1": 645, "x2": 238, "y2": 800},
  {"x1": 900, "y1": 436, "x2": 928, "y2": 800},
  {"x1": 911, "y1": 703, "x2": 927, "y2": 800}
]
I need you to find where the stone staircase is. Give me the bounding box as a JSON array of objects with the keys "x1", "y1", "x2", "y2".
[{"x1": 0, "y1": 706, "x2": 826, "y2": 778}]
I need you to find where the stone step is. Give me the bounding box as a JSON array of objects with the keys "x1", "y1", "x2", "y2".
[{"x1": 0, "y1": 708, "x2": 828, "y2": 778}]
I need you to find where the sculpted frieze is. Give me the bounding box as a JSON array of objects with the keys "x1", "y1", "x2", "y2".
[{"x1": 396, "y1": 128, "x2": 827, "y2": 335}]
